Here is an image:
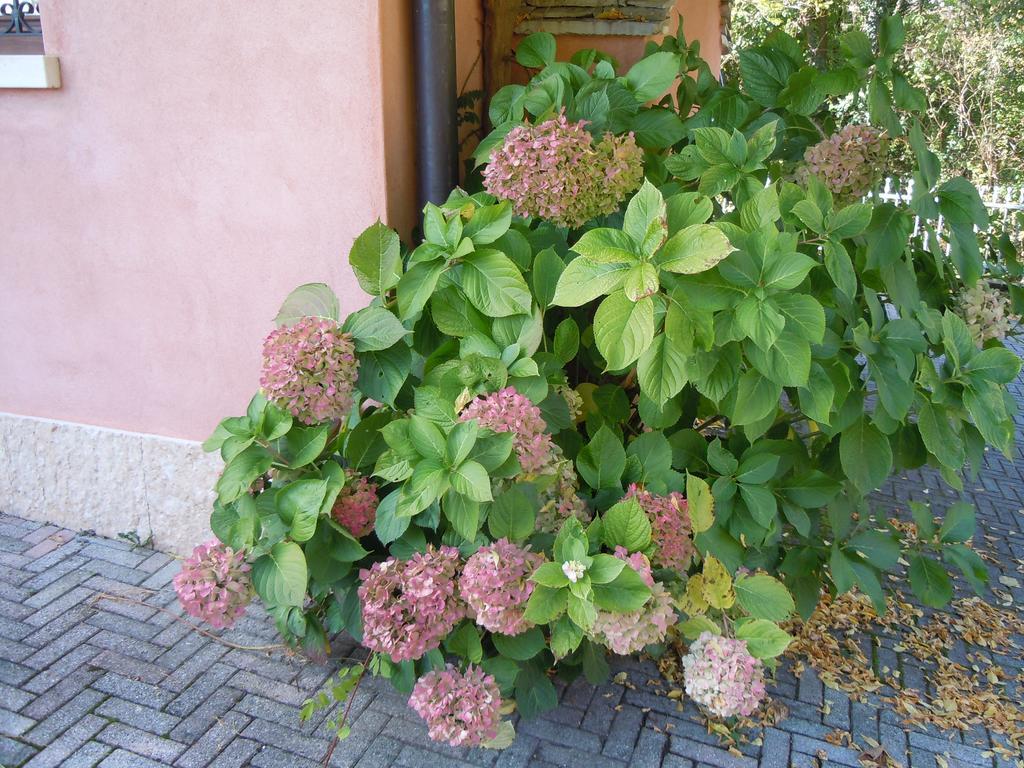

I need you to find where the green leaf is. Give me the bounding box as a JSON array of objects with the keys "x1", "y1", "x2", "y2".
[
  {"x1": 909, "y1": 554, "x2": 953, "y2": 608},
  {"x1": 910, "y1": 501, "x2": 937, "y2": 539},
  {"x1": 450, "y1": 460, "x2": 492, "y2": 502},
  {"x1": 577, "y1": 426, "x2": 626, "y2": 490},
  {"x1": 658, "y1": 225, "x2": 733, "y2": 274},
  {"x1": 964, "y1": 347, "x2": 1021, "y2": 385},
  {"x1": 374, "y1": 490, "x2": 411, "y2": 544},
  {"x1": 735, "y1": 574, "x2": 794, "y2": 621},
  {"x1": 735, "y1": 295, "x2": 785, "y2": 350},
  {"x1": 739, "y1": 48, "x2": 795, "y2": 107},
  {"x1": 917, "y1": 400, "x2": 965, "y2": 470},
  {"x1": 937, "y1": 178, "x2": 988, "y2": 228},
  {"x1": 602, "y1": 498, "x2": 652, "y2": 552},
  {"x1": 488, "y1": 485, "x2": 537, "y2": 542},
  {"x1": 516, "y1": 32, "x2": 556, "y2": 68},
  {"x1": 276, "y1": 479, "x2": 328, "y2": 542},
  {"x1": 773, "y1": 293, "x2": 825, "y2": 344},
  {"x1": 523, "y1": 585, "x2": 568, "y2": 624},
  {"x1": 823, "y1": 240, "x2": 857, "y2": 298},
  {"x1": 514, "y1": 662, "x2": 558, "y2": 719},
  {"x1": 444, "y1": 491, "x2": 481, "y2": 540},
  {"x1": 637, "y1": 334, "x2": 688, "y2": 405},
  {"x1": 446, "y1": 622, "x2": 484, "y2": 664},
  {"x1": 594, "y1": 292, "x2": 655, "y2": 370},
  {"x1": 464, "y1": 202, "x2": 512, "y2": 244},
  {"x1": 592, "y1": 565, "x2": 652, "y2": 612},
  {"x1": 349, "y1": 221, "x2": 402, "y2": 296},
  {"x1": 731, "y1": 370, "x2": 781, "y2": 426},
  {"x1": 552, "y1": 257, "x2": 631, "y2": 307},
  {"x1": 735, "y1": 618, "x2": 792, "y2": 659},
  {"x1": 553, "y1": 318, "x2": 580, "y2": 363},
  {"x1": 687, "y1": 474, "x2": 715, "y2": 533},
  {"x1": 494, "y1": 627, "x2": 547, "y2": 661},
  {"x1": 462, "y1": 250, "x2": 532, "y2": 318},
  {"x1": 938, "y1": 501, "x2": 975, "y2": 543},
  {"x1": 847, "y1": 530, "x2": 900, "y2": 570},
  {"x1": 840, "y1": 418, "x2": 892, "y2": 494},
  {"x1": 571, "y1": 228, "x2": 639, "y2": 265},
  {"x1": 588, "y1": 553, "x2": 627, "y2": 585},
  {"x1": 623, "y1": 181, "x2": 668, "y2": 257},
  {"x1": 216, "y1": 446, "x2": 273, "y2": 504},
  {"x1": 397, "y1": 261, "x2": 445, "y2": 319},
  {"x1": 446, "y1": 420, "x2": 479, "y2": 467},
  {"x1": 943, "y1": 543, "x2": 988, "y2": 594},
  {"x1": 828, "y1": 203, "x2": 872, "y2": 239},
  {"x1": 342, "y1": 307, "x2": 408, "y2": 352},
  {"x1": 623, "y1": 263, "x2": 660, "y2": 302},
  {"x1": 409, "y1": 415, "x2": 445, "y2": 462},
  {"x1": 274, "y1": 283, "x2": 340, "y2": 327},
  {"x1": 625, "y1": 51, "x2": 680, "y2": 103},
  {"x1": 532, "y1": 248, "x2": 565, "y2": 310},
  {"x1": 252, "y1": 542, "x2": 307, "y2": 607},
  {"x1": 357, "y1": 343, "x2": 411, "y2": 407}
]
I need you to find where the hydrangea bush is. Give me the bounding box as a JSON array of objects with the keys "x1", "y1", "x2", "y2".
[{"x1": 189, "y1": 18, "x2": 1021, "y2": 748}]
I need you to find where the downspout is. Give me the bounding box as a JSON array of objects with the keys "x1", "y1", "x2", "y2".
[{"x1": 412, "y1": 0, "x2": 459, "y2": 211}]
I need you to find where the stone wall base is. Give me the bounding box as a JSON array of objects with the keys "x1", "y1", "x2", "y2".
[{"x1": 0, "y1": 412, "x2": 222, "y2": 555}]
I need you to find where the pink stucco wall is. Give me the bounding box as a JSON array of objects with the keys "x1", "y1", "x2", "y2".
[{"x1": 1, "y1": 2, "x2": 391, "y2": 441}]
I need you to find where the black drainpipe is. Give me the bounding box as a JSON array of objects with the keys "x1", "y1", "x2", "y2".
[{"x1": 412, "y1": 0, "x2": 459, "y2": 211}]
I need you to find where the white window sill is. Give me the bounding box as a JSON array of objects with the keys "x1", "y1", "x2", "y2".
[{"x1": 0, "y1": 55, "x2": 60, "y2": 88}]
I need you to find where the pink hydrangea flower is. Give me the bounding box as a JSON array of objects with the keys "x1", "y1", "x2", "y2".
[
  {"x1": 959, "y1": 282, "x2": 1019, "y2": 345},
  {"x1": 358, "y1": 546, "x2": 464, "y2": 662},
  {"x1": 589, "y1": 548, "x2": 675, "y2": 655},
  {"x1": 482, "y1": 114, "x2": 644, "y2": 228},
  {"x1": 331, "y1": 471, "x2": 378, "y2": 538},
  {"x1": 460, "y1": 539, "x2": 545, "y2": 635},
  {"x1": 624, "y1": 485, "x2": 694, "y2": 572},
  {"x1": 682, "y1": 631, "x2": 767, "y2": 718},
  {"x1": 409, "y1": 664, "x2": 502, "y2": 747},
  {"x1": 459, "y1": 386, "x2": 555, "y2": 476},
  {"x1": 173, "y1": 540, "x2": 252, "y2": 630},
  {"x1": 259, "y1": 317, "x2": 358, "y2": 425},
  {"x1": 796, "y1": 124, "x2": 887, "y2": 202}
]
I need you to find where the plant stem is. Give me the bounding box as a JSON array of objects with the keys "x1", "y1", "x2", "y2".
[{"x1": 322, "y1": 664, "x2": 367, "y2": 767}]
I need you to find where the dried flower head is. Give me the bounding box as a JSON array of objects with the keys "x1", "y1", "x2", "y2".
[
  {"x1": 174, "y1": 540, "x2": 252, "y2": 630},
  {"x1": 331, "y1": 470, "x2": 378, "y2": 538},
  {"x1": 460, "y1": 539, "x2": 544, "y2": 636},
  {"x1": 358, "y1": 546, "x2": 464, "y2": 662},
  {"x1": 958, "y1": 282, "x2": 1019, "y2": 345},
  {"x1": 682, "y1": 631, "x2": 766, "y2": 718},
  {"x1": 409, "y1": 664, "x2": 502, "y2": 747},
  {"x1": 797, "y1": 125, "x2": 887, "y2": 202},
  {"x1": 589, "y1": 548, "x2": 674, "y2": 655},
  {"x1": 460, "y1": 386, "x2": 555, "y2": 476},
  {"x1": 483, "y1": 114, "x2": 644, "y2": 228},
  {"x1": 624, "y1": 485, "x2": 694, "y2": 572},
  {"x1": 260, "y1": 317, "x2": 358, "y2": 426}
]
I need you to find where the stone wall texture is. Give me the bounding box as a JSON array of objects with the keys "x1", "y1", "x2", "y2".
[{"x1": 0, "y1": 413, "x2": 220, "y2": 555}]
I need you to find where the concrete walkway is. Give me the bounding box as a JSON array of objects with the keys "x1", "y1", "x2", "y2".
[{"x1": 1, "y1": 377, "x2": 1023, "y2": 766}]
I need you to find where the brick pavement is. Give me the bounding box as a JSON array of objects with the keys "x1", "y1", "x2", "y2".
[{"x1": 1, "y1": 372, "x2": 1023, "y2": 766}]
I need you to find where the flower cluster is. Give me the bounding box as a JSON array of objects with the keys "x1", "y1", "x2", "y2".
[
  {"x1": 409, "y1": 665, "x2": 502, "y2": 748},
  {"x1": 535, "y1": 455, "x2": 592, "y2": 534},
  {"x1": 331, "y1": 471, "x2": 378, "y2": 537},
  {"x1": 460, "y1": 387, "x2": 555, "y2": 476},
  {"x1": 460, "y1": 539, "x2": 544, "y2": 635},
  {"x1": 682, "y1": 632, "x2": 766, "y2": 718},
  {"x1": 958, "y1": 282, "x2": 1019, "y2": 345},
  {"x1": 482, "y1": 114, "x2": 644, "y2": 228},
  {"x1": 797, "y1": 125, "x2": 887, "y2": 201},
  {"x1": 358, "y1": 546, "x2": 464, "y2": 661},
  {"x1": 624, "y1": 485, "x2": 694, "y2": 571},
  {"x1": 557, "y1": 384, "x2": 584, "y2": 422},
  {"x1": 589, "y1": 548, "x2": 674, "y2": 655},
  {"x1": 259, "y1": 317, "x2": 358, "y2": 425},
  {"x1": 174, "y1": 541, "x2": 252, "y2": 630}
]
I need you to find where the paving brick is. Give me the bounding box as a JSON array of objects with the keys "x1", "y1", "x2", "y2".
[
  {"x1": 352, "y1": 734, "x2": 405, "y2": 768},
  {"x1": 0, "y1": 658, "x2": 35, "y2": 687},
  {"x1": 97, "y1": 722, "x2": 187, "y2": 763},
  {"x1": 629, "y1": 727, "x2": 669, "y2": 767},
  {"x1": 22, "y1": 667, "x2": 102, "y2": 720},
  {"x1": 21, "y1": 713, "x2": 105, "y2": 768},
  {"x1": 24, "y1": 645, "x2": 101, "y2": 694},
  {"x1": 21, "y1": 687, "x2": 105, "y2": 748},
  {"x1": 59, "y1": 741, "x2": 111, "y2": 768},
  {"x1": 22, "y1": 623, "x2": 99, "y2": 671},
  {"x1": 240, "y1": 718, "x2": 331, "y2": 761},
  {"x1": 91, "y1": 672, "x2": 174, "y2": 709},
  {"x1": 603, "y1": 705, "x2": 644, "y2": 760},
  {"x1": 0, "y1": 734, "x2": 38, "y2": 766},
  {"x1": 173, "y1": 710, "x2": 250, "y2": 768},
  {"x1": 0, "y1": 707, "x2": 35, "y2": 737},
  {"x1": 95, "y1": 697, "x2": 180, "y2": 736},
  {"x1": 170, "y1": 685, "x2": 243, "y2": 743},
  {"x1": 165, "y1": 661, "x2": 236, "y2": 717},
  {"x1": 760, "y1": 729, "x2": 790, "y2": 768},
  {"x1": 228, "y1": 669, "x2": 311, "y2": 706},
  {"x1": 97, "y1": 747, "x2": 170, "y2": 768},
  {"x1": 668, "y1": 737, "x2": 757, "y2": 768}
]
